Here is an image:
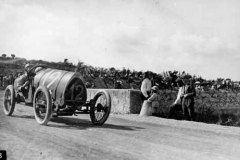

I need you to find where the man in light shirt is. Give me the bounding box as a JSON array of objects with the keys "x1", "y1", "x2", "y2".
[
  {"x1": 140, "y1": 72, "x2": 152, "y2": 103},
  {"x1": 167, "y1": 77, "x2": 184, "y2": 119}
]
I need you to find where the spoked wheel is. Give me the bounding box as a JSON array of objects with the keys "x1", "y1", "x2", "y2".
[
  {"x1": 90, "y1": 90, "x2": 111, "y2": 125},
  {"x1": 3, "y1": 85, "x2": 16, "y2": 116},
  {"x1": 33, "y1": 86, "x2": 52, "y2": 125}
]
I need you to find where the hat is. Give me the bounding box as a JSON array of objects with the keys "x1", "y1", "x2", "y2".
[
  {"x1": 25, "y1": 64, "x2": 30, "y2": 69},
  {"x1": 176, "y1": 77, "x2": 182, "y2": 82},
  {"x1": 195, "y1": 81, "x2": 200, "y2": 84},
  {"x1": 151, "y1": 86, "x2": 159, "y2": 91}
]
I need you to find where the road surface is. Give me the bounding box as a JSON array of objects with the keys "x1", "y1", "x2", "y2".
[{"x1": 0, "y1": 90, "x2": 240, "y2": 160}]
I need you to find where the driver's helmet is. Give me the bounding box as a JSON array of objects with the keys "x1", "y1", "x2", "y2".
[
  {"x1": 25, "y1": 63, "x2": 31, "y2": 70},
  {"x1": 35, "y1": 67, "x2": 43, "y2": 74}
]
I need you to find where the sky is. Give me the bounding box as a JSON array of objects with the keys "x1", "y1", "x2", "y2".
[{"x1": 0, "y1": 0, "x2": 240, "y2": 80}]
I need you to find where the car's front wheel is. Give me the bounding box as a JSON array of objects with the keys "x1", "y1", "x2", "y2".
[
  {"x1": 90, "y1": 90, "x2": 111, "y2": 125},
  {"x1": 33, "y1": 86, "x2": 52, "y2": 125}
]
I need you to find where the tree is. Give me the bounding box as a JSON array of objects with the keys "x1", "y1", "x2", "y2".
[
  {"x1": 2, "y1": 54, "x2": 6, "y2": 58},
  {"x1": 64, "y1": 58, "x2": 68, "y2": 63},
  {"x1": 11, "y1": 54, "x2": 15, "y2": 59}
]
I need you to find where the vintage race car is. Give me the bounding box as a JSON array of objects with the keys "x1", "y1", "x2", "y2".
[{"x1": 2, "y1": 65, "x2": 111, "y2": 125}]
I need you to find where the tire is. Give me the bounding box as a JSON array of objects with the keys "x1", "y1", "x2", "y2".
[
  {"x1": 3, "y1": 85, "x2": 16, "y2": 116},
  {"x1": 90, "y1": 90, "x2": 111, "y2": 125},
  {"x1": 33, "y1": 86, "x2": 52, "y2": 125}
]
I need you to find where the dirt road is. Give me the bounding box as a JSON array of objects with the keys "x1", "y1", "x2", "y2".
[{"x1": 0, "y1": 91, "x2": 240, "y2": 160}]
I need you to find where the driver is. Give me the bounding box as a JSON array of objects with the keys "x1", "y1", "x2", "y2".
[
  {"x1": 16, "y1": 70, "x2": 29, "y2": 95},
  {"x1": 25, "y1": 63, "x2": 31, "y2": 71},
  {"x1": 16, "y1": 66, "x2": 43, "y2": 97}
]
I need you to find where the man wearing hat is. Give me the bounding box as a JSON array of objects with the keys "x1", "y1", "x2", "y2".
[
  {"x1": 168, "y1": 77, "x2": 184, "y2": 119},
  {"x1": 181, "y1": 74, "x2": 196, "y2": 121},
  {"x1": 25, "y1": 63, "x2": 31, "y2": 71}
]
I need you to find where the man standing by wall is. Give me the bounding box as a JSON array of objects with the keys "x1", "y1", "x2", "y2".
[
  {"x1": 168, "y1": 77, "x2": 184, "y2": 119},
  {"x1": 182, "y1": 75, "x2": 196, "y2": 121}
]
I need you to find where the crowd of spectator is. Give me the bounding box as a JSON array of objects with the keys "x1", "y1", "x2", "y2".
[
  {"x1": 0, "y1": 72, "x2": 23, "y2": 88},
  {"x1": 74, "y1": 62, "x2": 240, "y2": 91}
]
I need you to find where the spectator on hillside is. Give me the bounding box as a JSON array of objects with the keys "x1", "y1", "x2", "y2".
[
  {"x1": 114, "y1": 72, "x2": 122, "y2": 89},
  {"x1": 211, "y1": 84, "x2": 217, "y2": 90},
  {"x1": 168, "y1": 77, "x2": 184, "y2": 119},
  {"x1": 225, "y1": 79, "x2": 231, "y2": 90},
  {"x1": 140, "y1": 71, "x2": 152, "y2": 104},
  {"x1": 91, "y1": 82, "x2": 96, "y2": 88}
]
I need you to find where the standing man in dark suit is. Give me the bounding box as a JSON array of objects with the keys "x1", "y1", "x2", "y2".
[{"x1": 182, "y1": 75, "x2": 196, "y2": 121}]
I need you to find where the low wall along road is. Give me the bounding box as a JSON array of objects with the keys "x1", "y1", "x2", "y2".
[{"x1": 88, "y1": 89, "x2": 240, "y2": 126}]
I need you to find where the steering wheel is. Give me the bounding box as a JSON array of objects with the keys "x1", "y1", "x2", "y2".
[{"x1": 27, "y1": 65, "x2": 47, "y2": 78}]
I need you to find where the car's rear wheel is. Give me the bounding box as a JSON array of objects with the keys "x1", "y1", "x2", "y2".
[
  {"x1": 3, "y1": 85, "x2": 16, "y2": 116},
  {"x1": 33, "y1": 86, "x2": 52, "y2": 125},
  {"x1": 90, "y1": 90, "x2": 111, "y2": 125}
]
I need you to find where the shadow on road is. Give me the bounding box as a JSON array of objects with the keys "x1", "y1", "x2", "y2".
[
  {"x1": 49, "y1": 116, "x2": 144, "y2": 131},
  {"x1": 11, "y1": 114, "x2": 35, "y2": 119},
  {"x1": 9, "y1": 114, "x2": 144, "y2": 131}
]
